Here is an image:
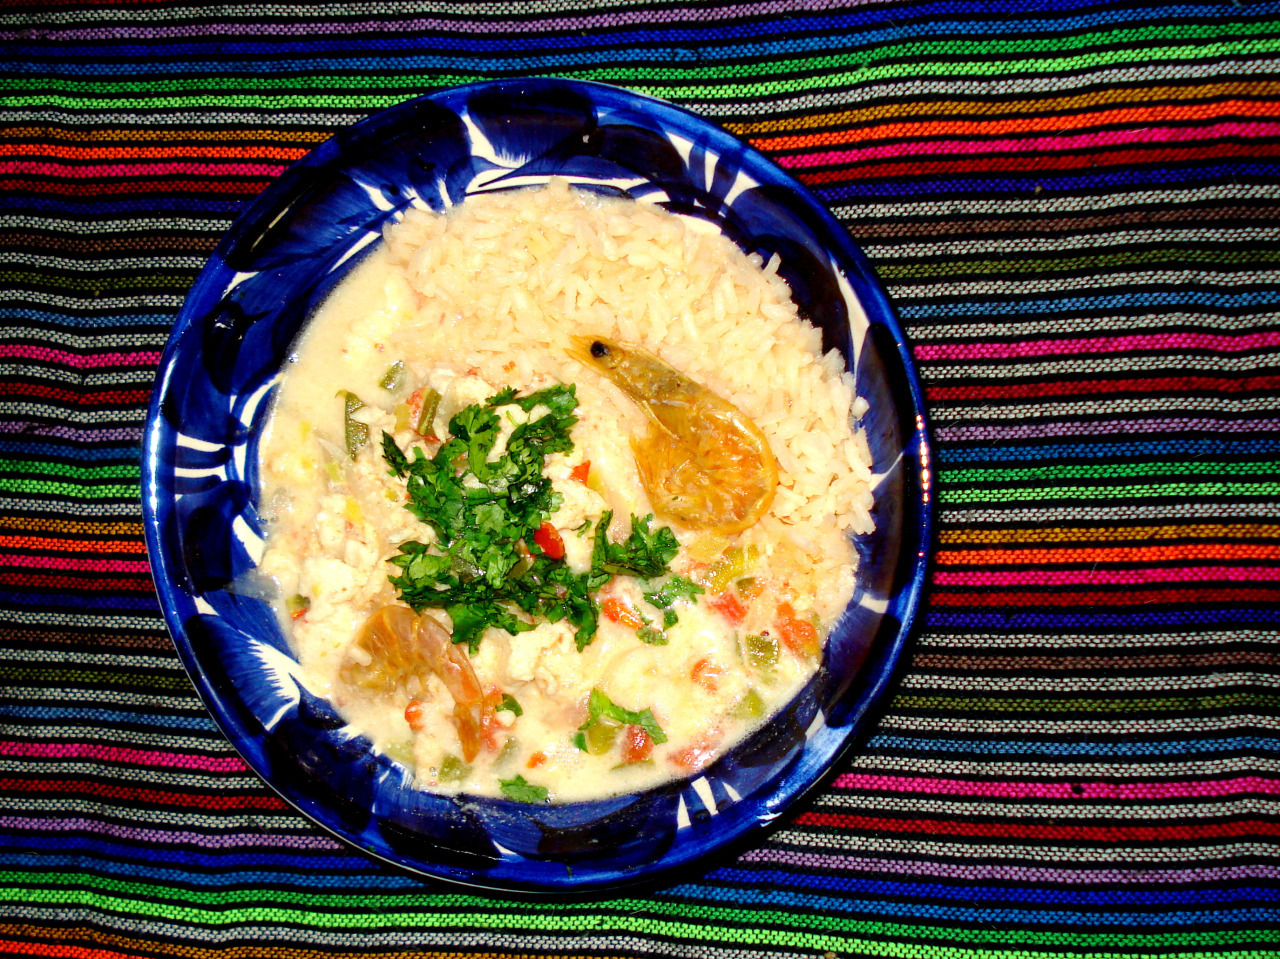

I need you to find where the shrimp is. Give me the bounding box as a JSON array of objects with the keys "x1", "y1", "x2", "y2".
[
  {"x1": 340, "y1": 605, "x2": 486, "y2": 761},
  {"x1": 568, "y1": 335, "x2": 778, "y2": 534}
]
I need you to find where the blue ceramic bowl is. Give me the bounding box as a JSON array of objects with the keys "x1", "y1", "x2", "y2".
[{"x1": 142, "y1": 78, "x2": 932, "y2": 895}]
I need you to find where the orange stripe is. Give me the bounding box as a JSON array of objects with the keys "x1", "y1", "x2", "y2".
[
  {"x1": 747, "y1": 100, "x2": 1280, "y2": 150},
  {"x1": 726, "y1": 83, "x2": 1280, "y2": 134},
  {"x1": 937, "y1": 544, "x2": 1280, "y2": 566},
  {"x1": 0, "y1": 516, "x2": 143, "y2": 537},
  {"x1": 0, "y1": 534, "x2": 145, "y2": 554}
]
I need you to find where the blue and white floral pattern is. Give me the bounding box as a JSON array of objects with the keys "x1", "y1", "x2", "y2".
[{"x1": 142, "y1": 78, "x2": 932, "y2": 894}]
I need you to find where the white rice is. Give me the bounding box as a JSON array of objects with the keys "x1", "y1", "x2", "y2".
[{"x1": 382, "y1": 179, "x2": 874, "y2": 550}]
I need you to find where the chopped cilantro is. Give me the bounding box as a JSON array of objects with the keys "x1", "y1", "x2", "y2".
[
  {"x1": 636, "y1": 626, "x2": 669, "y2": 646},
  {"x1": 382, "y1": 384, "x2": 679, "y2": 653},
  {"x1": 642, "y1": 574, "x2": 704, "y2": 631},
  {"x1": 591, "y1": 510, "x2": 679, "y2": 579},
  {"x1": 573, "y1": 688, "x2": 667, "y2": 752},
  {"x1": 499, "y1": 774, "x2": 549, "y2": 804}
]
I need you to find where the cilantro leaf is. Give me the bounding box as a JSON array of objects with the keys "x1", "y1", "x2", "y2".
[
  {"x1": 591, "y1": 511, "x2": 679, "y2": 580},
  {"x1": 643, "y1": 574, "x2": 704, "y2": 611},
  {"x1": 499, "y1": 774, "x2": 549, "y2": 804},
  {"x1": 578, "y1": 688, "x2": 668, "y2": 745},
  {"x1": 636, "y1": 626, "x2": 669, "y2": 646},
  {"x1": 641, "y1": 573, "x2": 704, "y2": 631}
]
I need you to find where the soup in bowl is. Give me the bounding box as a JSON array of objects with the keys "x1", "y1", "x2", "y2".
[{"x1": 143, "y1": 78, "x2": 931, "y2": 894}]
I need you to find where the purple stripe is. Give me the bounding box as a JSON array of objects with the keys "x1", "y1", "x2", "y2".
[
  {"x1": 739, "y1": 849, "x2": 1280, "y2": 884},
  {"x1": 0, "y1": 422, "x2": 142, "y2": 443},
  {"x1": 933, "y1": 417, "x2": 1280, "y2": 443},
  {"x1": 0, "y1": 816, "x2": 345, "y2": 850}
]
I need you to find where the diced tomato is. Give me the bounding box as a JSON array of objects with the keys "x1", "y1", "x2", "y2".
[
  {"x1": 602, "y1": 595, "x2": 645, "y2": 630},
  {"x1": 570, "y1": 460, "x2": 591, "y2": 483},
  {"x1": 690, "y1": 657, "x2": 726, "y2": 693},
  {"x1": 527, "y1": 750, "x2": 547, "y2": 769},
  {"x1": 407, "y1": 388, "x2": 425, "y2": 428},
  {"x1": 708, "y1": 590, "x2": 747, "y2": 625},
  {"x1": 775, "y1": 601, "x2": 821, "y2": 659},
  {"x1": 404, "y1": 700, "x2": 428, "y2": 732},
  {"x1": 620, "y1": 724, "x2": 653, "y2": 764},
  {"x1": 533, "y1": 521, "x2": 565, "y2": 560}
]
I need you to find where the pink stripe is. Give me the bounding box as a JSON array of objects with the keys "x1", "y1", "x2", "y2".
[
  {"x1": 1, "y1": 553, "x2": 149, "y2": 574},
  {"x1": 0, "y1": 740, "x2": 245, "y2": 774},
  {"x1": 0, "y1": 160, "x2": 286, "y2": 178},
  {"x1": 935, "y1": 566, "x2": 1280, "y2": 587},
  {"x1": 831, "y1": 773, "x2": 1280, "y2": 802},
  {"x1": 0, "y1": 344, "x2": 162, "y2": 369},
  {"x1": 914, "y1": 330, "x2": 1280, "y2": 362},
  {"x1": 782, "y1": 121, "x2": 1280, "y2": 168}
]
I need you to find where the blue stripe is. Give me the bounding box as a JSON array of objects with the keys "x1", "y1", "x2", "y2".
[
  {"x1": 0, "y1": 705, "x2": 217, "y2": 732},
  {"x1": 0, "y1": 309, "x2": 173, "y2": 328},
  {"x1": 664, "y1": 881, "x2": 1280, "y2": 925},
  {"x1": 0, "y1": 441, "x2": 142, "y2": 463},
  {"x1": 703, "y1": 869, "x2": 1280, "y2": 907},
  {"x1": 0, "y1": 590, "x2": 160, "y2": 613},
  {"x1": 865, "y1": 735, "x2": 1280, "y2": 758},
  {"x1": 0, "y1": 309, "x2": 179, "y2": 331},
  {"x1": 19, "y1": 15, "x2": 1279, "y2": 73},
  {"x1": 898, "y1": 289, "x2": 1280, "y2": 318}
]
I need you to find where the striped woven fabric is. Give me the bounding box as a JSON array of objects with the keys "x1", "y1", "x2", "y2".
[{"x1": 3, "y1": 1, "x2": 1279, "y2": 956}]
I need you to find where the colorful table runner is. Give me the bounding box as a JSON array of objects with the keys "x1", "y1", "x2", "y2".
[{"x1": 4, "y1": 1, "x2": 1279, "y2": 955}]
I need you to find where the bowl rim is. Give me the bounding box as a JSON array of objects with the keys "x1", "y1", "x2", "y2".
[{"x1": 141, "y1": 76, "x2": 934, "y2": 895}]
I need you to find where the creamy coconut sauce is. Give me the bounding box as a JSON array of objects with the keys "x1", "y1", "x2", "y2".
[{"x1": 256, "y1": 185, "x2": 869, "y2": 803}]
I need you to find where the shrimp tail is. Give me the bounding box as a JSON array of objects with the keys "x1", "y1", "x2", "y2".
[
  {"x1": 416, "y1": 612, "x2": 486, "y2": 762},
  {"x1": 341, "y1": 605, "x2": 487, "y2": 763}
]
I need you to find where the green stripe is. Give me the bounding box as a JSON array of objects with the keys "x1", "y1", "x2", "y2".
[
  {"x1": 6, "y1": 667, "x2": 189, "y2": 689},
  {"x1": 942, "y1": 481, "x2": 1280, "y2": 503},
  {"x1": 0, "y1": 880, "x2": 1273, "y2": 951},
  {"x1": 0, "y1": 480, "x2": 139, "y2": 499},
  {"x1": 1, "y1": 461, "x2": 139, "y2": 499}
]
